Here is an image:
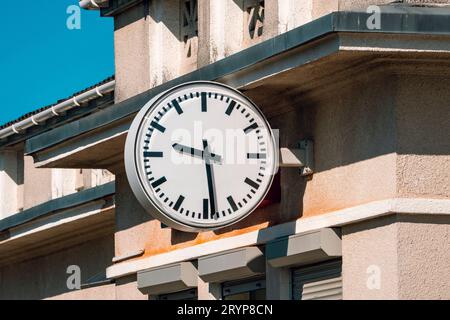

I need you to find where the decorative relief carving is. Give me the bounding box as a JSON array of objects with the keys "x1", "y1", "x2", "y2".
[
  {"x1": 245, "y1": 0, "x2": 265, "y2": 40},
  {"x1": 181, "y1": 0, "x2": 198, "y2": 58}
]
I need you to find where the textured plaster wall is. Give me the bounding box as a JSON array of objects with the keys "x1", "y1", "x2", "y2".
[
  {"x1": 115, "y1": 275, "x2": 148, "y2": 300},
  {"x1": 114, "y1": 0, "x2": 197, "y2": 103},
  {"x1": 22, "y1": 156, "x2": 112, "y2": 211},
  {"x1": 394, "y1": 74, "x2": 450, "y2": 199},
  {"x1": 113, "y1": 0, "x2": 450, "y2": 100},
  {"x1": 342, "y1": 214, "x2": 450, "y2": 299},
  {"x1": 0, "y1": 235, "x2": 114, "y2": 300},
  {"x1": 396, "y1": 215, "x2": 450, "y2": 299},
  {"x1": 0, "y1": 150, "x2": 21, "y2": 218},
  {"x1": 198, "y1": 0, "x2": 245, "y2": 66},
  {"x1": 49, "y1": 283, "x2": 116, "y2": 300},
  {"x1": 114, "y1": 0, "x2": 345, "y2": 95},
  {"x1": 114, "y1": 2, "x2": 151, "y2": 103},
  {"x1": 342, "y1": 215, "x2": 399, "y2": 299},
  {"x1": 23, "y1": 155, "x2": 52, "y2": 210},
  {"x1": 299, "y1": 72, "x2": 398, "y2": 217}
]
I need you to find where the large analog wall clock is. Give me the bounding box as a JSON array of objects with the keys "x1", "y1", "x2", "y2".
[{"x1": 125, "y1": 81, "x2": 277, "y2": 232}]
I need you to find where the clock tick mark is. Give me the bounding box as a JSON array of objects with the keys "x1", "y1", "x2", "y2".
[
  {"x1": 172, "y1": 99, "x2": 183, "y2": 115},
  {"x1": 152, "y1": 176, "x2": 167, "y2": 188},
  {"x1": 173, "y1": 195, "x2": 185, "y2": 212},
  {"x1": 245, "y1": 177, "x2": 260, "y2": 190},
  {"x1": 203, "y1": 199, "x2": 209, "y2": 220},
  {"x1": 247, "y1": 153, "x2": 266, "y2": 159},
  {"x1": 201, "y1": 92, "x2": 207, "y2": 112},
  {"x1": 151, "y1": 121, "x2": 166, "y2": 133},
  {"x1": 227, "y1": 196, "x2": 239, "y2": 212},
  {"x1": 225, "y1": 101, "x2": 237, "y2": 116},
  {"x1": 244, "y1": 123, "x2": 258, "y2": 134},
  {"x1": 144, "y1": 151, "x2": 163, "y2": 158}
]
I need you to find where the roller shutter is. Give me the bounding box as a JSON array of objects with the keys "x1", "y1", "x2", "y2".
[{"x1": 292, "y1": 260, "x2": 342, "y2": 300}]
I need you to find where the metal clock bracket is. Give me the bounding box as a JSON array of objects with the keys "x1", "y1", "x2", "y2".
[{"x1": 279, "y1": 139, "x2": 314, "y2": 176}]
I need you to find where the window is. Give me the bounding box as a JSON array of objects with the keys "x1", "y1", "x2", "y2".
[
  {"x1": 222, "y1": 278, "x2": 266, "y2": 300},
  {"x1": 292, "y1": 259, "x2": 342, "y2": 300}
]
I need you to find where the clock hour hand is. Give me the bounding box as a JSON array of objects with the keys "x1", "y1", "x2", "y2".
[{"x1": 172, "y1": 143, "x2": 222, "y2": 164}]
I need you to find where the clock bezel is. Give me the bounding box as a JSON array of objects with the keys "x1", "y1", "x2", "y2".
[{"x1": 125, "y1": 81, "x2": 277, "y2": 233}]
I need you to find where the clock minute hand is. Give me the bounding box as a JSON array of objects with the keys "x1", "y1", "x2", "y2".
[
  {"x1": 172, "y1": 143, "x2": 223, "y2": 164},
  {"x1": 203, "y1": 139, "x2": 217, "y2": 217}
]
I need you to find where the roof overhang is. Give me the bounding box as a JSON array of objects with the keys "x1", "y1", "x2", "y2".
[
  {"x1": 0, "y1": 182, "x2": 115, "y2": 266},
  {"x1": 24, "y1": 8, "x2": 450, "y2": 172}
]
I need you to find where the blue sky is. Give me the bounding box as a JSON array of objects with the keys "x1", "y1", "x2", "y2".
[{"x1": 0, "y1": 0, "x2": 114, "y2": 125}]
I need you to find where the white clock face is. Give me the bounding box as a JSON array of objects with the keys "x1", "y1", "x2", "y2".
[{"x1": 125, "y1": 82, "x2": 276, "y2": 232}]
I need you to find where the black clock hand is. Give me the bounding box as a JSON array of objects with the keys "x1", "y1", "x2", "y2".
[
  {"x1": 203, "y1": 139, "x2": 217, "y2": 217},
  {"x1": 172, "y1": 143, "x2": 222, "y2": 164}
]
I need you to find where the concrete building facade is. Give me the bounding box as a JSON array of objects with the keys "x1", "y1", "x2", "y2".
[{"x1": 0, "y1": 0, "x2": 449, "y2": 300}]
